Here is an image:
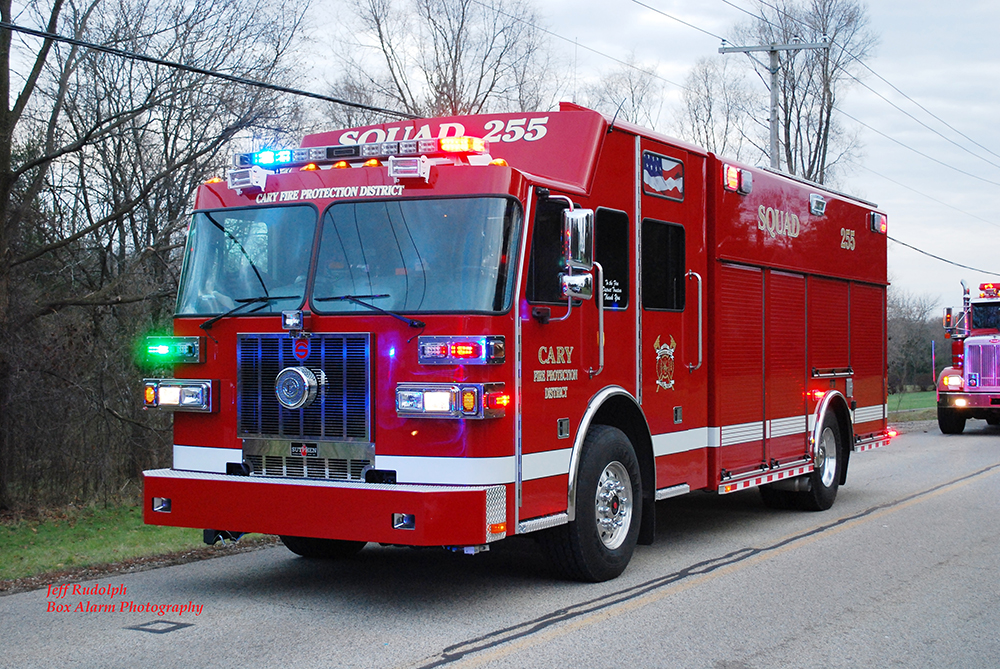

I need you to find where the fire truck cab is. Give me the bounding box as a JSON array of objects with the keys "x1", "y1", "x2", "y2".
[
  {"x1": 937, "y1": 281, "x2": 1000, "y2": 433},
  {"x1": 142, "y1": 103, "x2": 891, "y2": 581}
]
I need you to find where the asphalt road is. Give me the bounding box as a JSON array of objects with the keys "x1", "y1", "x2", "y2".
[{"x1": 3, "y1": 419, "x2": 999, "y2": 669}]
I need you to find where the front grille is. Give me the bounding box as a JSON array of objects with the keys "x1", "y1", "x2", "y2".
[
  {"x1": 245, "y1": 454, "x2": 371, "y2": 480},
  {"x1": 238, "y1": 333, "x2": 370, "y2": 440},
  {"x1": 967, "y1": 343, "x2": 1000, "y2": 389}
]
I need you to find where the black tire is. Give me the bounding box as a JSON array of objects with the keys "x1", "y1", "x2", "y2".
[
  {"x1": 938, "y1": 407, "x2": 967, "y2": 435},
  {"x1": 797, "y1": 416, "x2": 841, "y2": 511},
  {"x1": 759, "y1": 484, "x2": 798, "y2": 510},
  {"x1": 279, "y1": 535, "x2": 366, "y2": 559},
  {"x1": 539, "y1": 425, "x2": 642, "y2": 582},
  {"x1": 986, "y1": 415, "x2": 1000, "y2": 426}
]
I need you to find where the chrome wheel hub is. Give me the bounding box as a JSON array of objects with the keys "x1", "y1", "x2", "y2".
[
  {"x1": 814, "y1": 426, "x2": 837, "y2": 488},
  {"x1": 595, "y1": 461, "x2": 632, "y2": 550}
]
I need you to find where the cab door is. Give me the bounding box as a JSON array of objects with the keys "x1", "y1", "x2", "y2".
[{"x1": 637, "y1": 142, "x2": 709, "y2": 490}]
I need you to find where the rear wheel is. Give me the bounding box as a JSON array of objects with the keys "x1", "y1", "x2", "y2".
[
  {"x1": 279, "y1": 536, "x2": 366, "y2": 559},
  {"x1": 798, "y1": 417, "x2": 841, "y2": 511},
  {"x1": 539, "y1": 425, "x2": 642, "y2": 582},
  {"x1": 938, "y1": 407, "x2": 967, "y2": 434}
]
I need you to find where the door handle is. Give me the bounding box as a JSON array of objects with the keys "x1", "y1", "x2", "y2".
[{"x1": 686, "y1": 270, "x2": 702, "y2": 372}]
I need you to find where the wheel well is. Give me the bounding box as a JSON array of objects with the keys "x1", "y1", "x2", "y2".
[{"x1": 591, "y1": 395, "x2": 656, "y2": 544}]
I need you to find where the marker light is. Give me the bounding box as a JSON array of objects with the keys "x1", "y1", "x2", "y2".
[
  {"x1": 807, "y1": 389, "x2": 826, "y2": 402},
  {"x1": 722, "y1": 164, "x2": 753, "y2": 194},
  {"x1": 870, "y1": 212, "x2": 887, "y2": 234}
]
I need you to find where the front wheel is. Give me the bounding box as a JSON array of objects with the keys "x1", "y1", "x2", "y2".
[
  {"x1": 938, "y1": 407, "x2": 967, "y2": 434},
  {"x1": 539, "y1": 425, "x2": 642, "y2": 582},
  {"x1": 279, "y1": 536, "x2": 366, "y2": 559}
]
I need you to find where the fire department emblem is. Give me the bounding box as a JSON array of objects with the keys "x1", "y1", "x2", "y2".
[{"x1": 654, "y1": 335, "x2": 676, "y2": 391}]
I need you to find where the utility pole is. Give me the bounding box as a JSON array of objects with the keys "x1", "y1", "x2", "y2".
[{"x1": 720, "y1": 39, "x2": 829, "y2": 171}]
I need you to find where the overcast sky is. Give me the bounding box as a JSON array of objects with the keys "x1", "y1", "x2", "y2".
[{"x1": 524, "y1": 0, "x2": 1000, "y2": 310}]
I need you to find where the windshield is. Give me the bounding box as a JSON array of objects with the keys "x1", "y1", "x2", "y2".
[
  {"x1": 176, "y1": 206, "x2": 316, "y2": 315},
  {"x1": 313, "y1": 197, "x2": 520, "y2": 314},
  {"x1": 972, "y1": 303, "x2": 1000, "y2": 330}
]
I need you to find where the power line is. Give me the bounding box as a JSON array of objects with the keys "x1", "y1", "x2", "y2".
[
  {"x1": 629, "y1": 0, "x2": 727, "y2": 42},
  {"x1": 0, "y1": 21, "x2": 417, "y2": 120},
  {"x1": 888, "y1": 236, "x2": 1000, "y2": 278}
]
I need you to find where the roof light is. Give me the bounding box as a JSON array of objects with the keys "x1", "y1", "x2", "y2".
[
  {"x1": 980, "y1": 283, "x2": 998, "y2": 298},
  {"x1": 300, "y1": 163, "x2": 319, "y2": 171},
  {"x1": 489, "y1": 158, "x2": 508, "y2": 166},
  {"x1": 363, "y1": 158, "x2": 381, "y2": 167},
  {"x1": 205, "y1": 177, "x2": 223, "y2": 184},
  {"x1": 333, "y1": 160, "x2": 350, "y2": 169}
]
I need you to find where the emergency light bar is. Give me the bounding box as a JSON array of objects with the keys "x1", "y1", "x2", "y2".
[
  {"x1": 980, "y1": 283, "x2": 999, "y2": 298},
  {"x1": 231, "y1": 136, "x2": 490, "y2": 171}
]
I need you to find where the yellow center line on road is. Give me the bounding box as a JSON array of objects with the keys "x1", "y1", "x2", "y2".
[{"x1": 407, "y1": 462, "x2": 1000, "y2": 669}]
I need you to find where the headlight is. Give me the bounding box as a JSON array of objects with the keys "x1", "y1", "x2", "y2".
[{"x1": 143, "y1": 379, "x2": 213, "y2": 412}]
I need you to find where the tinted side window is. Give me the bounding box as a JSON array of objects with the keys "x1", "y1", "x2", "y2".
[
  {"x1": 596, "y1": 208, "x2": 629, "y2": 310},
  {"x1": 526, "y1": 199, "x2": 569, "y2": 303},
  {"x1": 641, "y1": 219, "x2": 685, "y2": 310}
]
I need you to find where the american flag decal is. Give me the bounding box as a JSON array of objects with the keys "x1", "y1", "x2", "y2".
[{"x1": 642, "y1": 151, "x2": 684, "y2": 201}]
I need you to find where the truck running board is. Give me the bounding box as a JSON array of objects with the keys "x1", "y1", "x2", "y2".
[{"x1": 718, "y1": 459, "x2": 813, "y2": 494}]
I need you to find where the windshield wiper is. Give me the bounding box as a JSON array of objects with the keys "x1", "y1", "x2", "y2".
[
  {"x1": 315, "y1": 293, "x2": 425, "y2": 328},
  {"x1": 199, "y1": 295, "x2": 297, "y2": 332},
  {"x1": 203, "y1": 212, "x2": 270, "y2": 298}
]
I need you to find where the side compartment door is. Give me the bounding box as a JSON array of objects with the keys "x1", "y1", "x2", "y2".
[
  {"x1": 638, "y1": 144, "x2": 709, "y2": 489},
  {"x1": 765, "y1": 270, "x2": 809, "y2": 464}
]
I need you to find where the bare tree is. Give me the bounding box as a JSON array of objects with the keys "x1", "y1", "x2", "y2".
[
  {"x1": 678, "y1": 56, "x2": 757, "y2": 161},
  {"x1": 326, "y1": 0, "x2": 554, "y2": 126},
  {"x1": 708, "y1": 0, "x2": 876, "y2": 183},
  {"x1": 584, "y1": 51, "x2": 663, "y2": 131},
  {"x1": 887, "y1": 285, "x2": 940, "y2": 393},
  {"x1": 0, "y1": 0, "x2": 308, "y2": 509}
]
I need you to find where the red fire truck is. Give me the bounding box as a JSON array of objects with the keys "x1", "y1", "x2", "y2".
[
  {"x1": 142, "y1": 103, "x2": 892, "y2": 581},
  {"x1": 937, "y1": 281, "x2": 1000, "y2": 433}
]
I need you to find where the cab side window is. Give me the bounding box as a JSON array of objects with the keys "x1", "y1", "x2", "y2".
[{"x1": 595, "y1": 208, "x2": 629, "y2": 310}]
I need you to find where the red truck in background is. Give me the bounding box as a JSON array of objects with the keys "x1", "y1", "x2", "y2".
[
  {"x1": 141, "y1": 103, "x2": 892, "y2": 581},
  {"x1": 937, "y1": 281, "x2": 1000, "y2": 433}
]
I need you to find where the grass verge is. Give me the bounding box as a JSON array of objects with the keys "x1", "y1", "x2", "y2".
[{"x1": 0, "y1": 505, "x2": 277, "y2": 594}]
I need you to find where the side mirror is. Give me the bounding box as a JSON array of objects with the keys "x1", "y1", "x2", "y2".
[
  {"x1": 561, "y1": 273, "x2": 593, "y2": 300},
  {"x1": 563, "y1": 208, "x2": 594, "y2": 271}
]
